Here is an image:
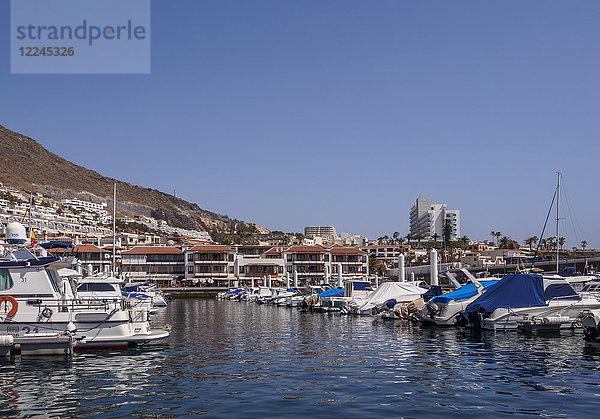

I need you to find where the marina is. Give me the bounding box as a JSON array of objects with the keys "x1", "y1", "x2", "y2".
[
  {"x1": 3, "y1": 0, "x2": 600, "y2": 416},
  {"x1": 3, "y1": 299, "x2": 600, "y2": 417}
]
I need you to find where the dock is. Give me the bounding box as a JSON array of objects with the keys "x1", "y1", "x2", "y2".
[{"x1": 161, "y1": 287, "x2": 229, "y2": 298}]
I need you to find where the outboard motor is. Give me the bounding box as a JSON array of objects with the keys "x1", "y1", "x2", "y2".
[
  {"x1": 425, "y1": 301, "x2": 440, "y2": 319},
  {"x1": 385, "y1": 299, "x2": 397, "y2": 309}
]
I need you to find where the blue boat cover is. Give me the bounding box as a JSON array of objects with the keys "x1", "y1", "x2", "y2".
[
  {"x1": 318, "y1": 288, "x2": 344, "y2": 298},
  {"x1": 544, "y1": 283, "x2": 580, "y2": 301},
  {"x1": 430, "y1": 280, "x2": 499, "y2": 304},
  {"x1": 40, "y1": 241, "x2": 73, "y2": 249},
  {"x1": 422, "y1": 286, "x2": 444, "y2": 302},
  {"x1": 465, "y1": 274, "x2": 546, "y2": 315}
]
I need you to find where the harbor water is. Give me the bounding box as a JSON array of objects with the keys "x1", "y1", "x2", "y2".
[{"x1": 2, "y1": 299, "x2": 600, "y2": 417}]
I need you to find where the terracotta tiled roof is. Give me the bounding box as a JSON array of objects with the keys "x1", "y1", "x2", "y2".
[
  {"x1": 285, "y1": 245, "x2": 327, "y2": 253},
  {"x1": 73, "y1": 244, "x2": 108, "y2": 253},
  {"x1": 360, "y1": 245, "x2": 403, "y2": 249},
  {"x1": 264, "y1": 247, "x2": 284, "y2": 255},
  {"x1": 329, "y1": 246, "x2": 365, "y2": 255},
  {"x1": 121, "y1": 246, "x2": 183, "y2": 255},
  {"x1": 189, "y1": 245, "x2": 234, "y2": 253}
]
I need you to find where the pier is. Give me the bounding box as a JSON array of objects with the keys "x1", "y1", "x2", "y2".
[{"x1": 162, "y1": 287, "x2": 229, "y2": 298}]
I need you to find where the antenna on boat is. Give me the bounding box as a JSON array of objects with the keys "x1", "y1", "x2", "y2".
[
  {"x1": 556, "y1": 172, "x2": 560, "y2": 273},
  {"x1": 112, "y1": 182, "x2": 116, "y2": 276}
]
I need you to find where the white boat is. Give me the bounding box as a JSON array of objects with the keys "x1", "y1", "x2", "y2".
[
  {"x1": 342, "y1": 281, "x2": 427, "y2": 315},
  {"x1": 460, "y1": 273, "x2": 600, "y2": 331},
  {"x1": 123, "y1": 282, "x2": 169, "y2": 308},
  {"x1": 287, "y1": 286, "x2": 323, "y2": 307},
  {"x1": 418, "y1": 279, "x2": 499, "y2": 326},
  {"x1": 0, "y1": 223, "x2": 169, "y2": 349}
]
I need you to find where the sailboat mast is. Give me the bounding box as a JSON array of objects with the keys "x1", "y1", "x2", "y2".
[
  {"x1": 112, "y1": 183, "x2": 116, "y2": 276},
  {"x1": 556, "y1": 172, "x2": 560, "y2": 273}
]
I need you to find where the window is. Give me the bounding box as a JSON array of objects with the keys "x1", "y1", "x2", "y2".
[
  {"x1": 77, "y1": 283, "x2": 116, "y2": 292},
  {"x1": 0, "y1": 270, "x2": 13, "y2": 291}
]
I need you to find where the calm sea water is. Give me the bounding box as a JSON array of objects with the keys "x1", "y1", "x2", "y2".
[{"x1": 2, "y1": 299, "x2": 600, "y2": 417}]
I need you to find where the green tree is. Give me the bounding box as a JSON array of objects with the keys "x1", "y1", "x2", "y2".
[
  {"x1": 369, "y1": 258, "x2": 386, "y2": 276},
  {"x1": 558, "y1": 237, "x2": 566, "y2": 251},
  {"x1": 432, "y1": 233, "x2": 440, "y2": 243},
  {"x1": 524, "y1": 236, "x2": 538, "y2": 251},
  {"x1": 414, "y1": 234, "x2": 424, "y2": 249},
  {"x1": 442, "y1": 220, "x2": 452, "y2": 246},
  {"x1": 393, "y1": 231, "x2": 399, "y2": 245},
  {"x1": 499, "y1": 236, "x2": 519, "y2": 249},
  {"x1": 460, "y1": 235, "x2": 470, "y2": 245}
]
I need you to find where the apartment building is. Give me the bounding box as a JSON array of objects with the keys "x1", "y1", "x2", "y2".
[
  {"x1": 284, "y1": 245, "x2": 368, "y2": 283},
  {"x1": 360, "y1": 245, "x2": 404, "y2": 267},
  {"x1": 121, "y1": 246, "x2": 185, "y2": 285},
  {"x1": 184, "y1": 245, "x2": 236, "y2": 283},
  {"x1": 330, "y1": 246, "x2": 368, "y2": 275},
  {"x1": 72, "y1": 244, "x2": 111, "y2": 275},
  {"x1": 304, "y1": 226, "x2": 337, "y2": 244},
  {"x1": 284, "y1": 245, "x2": 329, "y2": 281},
  {"x1": 409, "y1": 197, "x2": 460, "y2": 241}
]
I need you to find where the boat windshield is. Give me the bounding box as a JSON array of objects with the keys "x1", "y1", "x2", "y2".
[
  {"x1": 78, "y1": 283, "x2": 117, "y2": 292},
  {"x1": 47, "y1": 269, "x2": 61, "y2": 293}
]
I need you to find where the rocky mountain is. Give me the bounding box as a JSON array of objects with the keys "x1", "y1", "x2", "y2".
[{"x1": 0, "y1": 124, "x2": 264, "y2": 236}]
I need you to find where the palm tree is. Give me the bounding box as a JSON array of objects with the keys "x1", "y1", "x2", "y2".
[
  {"x1": 581, "y1": 240, "x2": 588, "y2": 250},
  {"x1": 461, "y1": 235, "x2": 470, "y2": 245},
  {"x1": 405, "y1": 233, "x2": 413, "y2": 246},
  {"x1": 490, "y1": 231, "x2": 496, "y2": 244},
  {"x1": 495, "y1": 232, "x2": 502, "y2": 244},
  {"x1": 393, "y1": 232, "x2": 399, "y2": 245},
  {"x1": 558, "y1": 237, "x2": 566, "y2": 251},
  {"x1": 415, "y1": 234, "x2": 424, "y2": 249},
  {"x1": 432, "y1": 233, "x2": 440, "y2": 243},
  {"x1": 524, "y1": 236, "x2": 538, "y2": 251}
]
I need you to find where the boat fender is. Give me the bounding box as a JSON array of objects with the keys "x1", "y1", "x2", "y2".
[
  {"x1": 41, "y1": 307, "x2": 53, "y2": 319},
  {"x1": 542, "y1": 316, "x2": 570, "y2": 325},
  {"x1": 0, "y1": 296, "x2": 18, "y2": 317}
]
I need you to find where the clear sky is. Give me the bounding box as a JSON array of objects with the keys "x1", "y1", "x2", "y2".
[{"x1": 2, "y1": 1, "x2": 599, "y2": 248}]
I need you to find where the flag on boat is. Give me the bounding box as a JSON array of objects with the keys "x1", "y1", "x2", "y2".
[{"x1": 30, "y1": 230, "x2": 36, "y2": 246}]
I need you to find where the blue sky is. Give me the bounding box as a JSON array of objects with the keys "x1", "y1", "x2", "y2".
[{"x1": 2, "y1": 1, "x2": 599, "y2": 248}]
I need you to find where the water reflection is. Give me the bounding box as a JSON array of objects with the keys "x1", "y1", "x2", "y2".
[{"x1": 2, "y1": 299, "x2": 600, "y2": 417}]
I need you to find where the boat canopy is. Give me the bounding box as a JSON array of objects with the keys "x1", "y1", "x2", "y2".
[
  {"x1": 465, "y1": 274, "x2": 546, "y2": 315},
  {"x1": 431, "y1": 280, "x2": 499, "y2": 304},
  {"x1": 358, "y1": 282, "x2": 427, "y2": 312},
  {"x1": 40, "y1": 241, "x2": 73, "y2": 249},
  {"x1": 544, "y1": 282, "x2": 580, "y2": 301},
  {"x1": 318, "y1": 288, "x2": 344, "y2": 298}
]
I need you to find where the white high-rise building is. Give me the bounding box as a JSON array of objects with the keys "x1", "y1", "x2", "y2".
[
  {"x1": 304, "y1": 226, "x2": 337, "y2": 243},
  {"x1": 409, "y1": 198, "x2": 460, "y2": 241}
]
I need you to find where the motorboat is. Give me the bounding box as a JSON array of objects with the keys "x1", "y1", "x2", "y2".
[
  {"x1": 459, "y1": 273, "x2": 600, "y2": 331},
  {"x1": 287, "y1": 286, "x2": 324, "y2": 307},
  {"x1": 579, "y1": 309, "x2": 600, "y2": 345},
  {"x1": 271, "y1": 288, "x2": 302, "y2": 305},
  {"x1": 417, "y1": 279, "x2": 499, "y2": 326},
  {"x1": 312, "y1": 287, "x2": 345, "y2": 312},
  {"x1": 341, "y1": 281, "x2": 427, "y2": 315},
  {"x1": 0, "y1": 223, "x2": 169, "y2": 348},
  {"x1": 123, "y1": 282, "x2": 169, "y2": 307}
]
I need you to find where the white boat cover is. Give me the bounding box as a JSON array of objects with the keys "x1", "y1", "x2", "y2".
[{"x1": 357, "y1": 282, "x2": 427, "y2": 313}]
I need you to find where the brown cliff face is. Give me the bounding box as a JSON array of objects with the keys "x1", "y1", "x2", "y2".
[{"x1": 0, "y1": 124, "x2": 254, "y2": 234}]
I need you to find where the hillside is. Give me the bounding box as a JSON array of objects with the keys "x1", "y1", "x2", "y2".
[{"x1": 0, "y1": 124, "x2": 261, "y2": 235}]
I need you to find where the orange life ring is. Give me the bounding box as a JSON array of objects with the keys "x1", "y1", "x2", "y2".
[{"x1": 0, "y1": 296, "x2": 18, "y2": 317}]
